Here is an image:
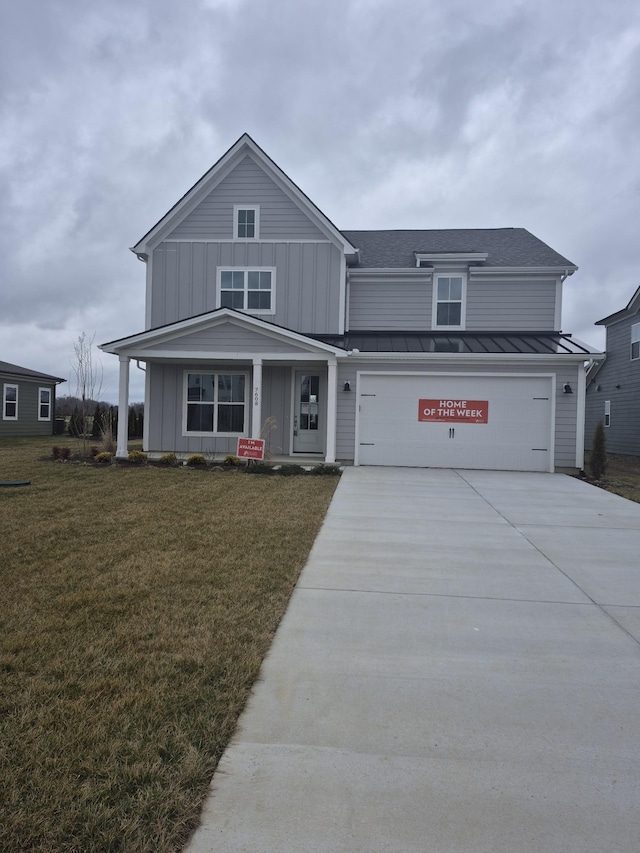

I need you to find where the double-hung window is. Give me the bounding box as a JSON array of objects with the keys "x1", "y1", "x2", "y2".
[
  {"x1": 38, "y1": 388, "x2": 51, "y2": 420},
  {"x1": 433, "y1": 274, "x2": 466, "y2": 329},
  {"x1": 219, "y1": 268, "x2": 274, "y2": 313},
  {"x1": 3, "y1": 384, "x2": 18, "y2": 420},
  {"x1": 631, "y1": 323, "x2": 640, "y2": 360},
  {"x1": 234, "y1": 205, "x2": 259, "y2": 239},
  {"x1": 184, "y1": 372, "x2": 247, "y2": 435}
]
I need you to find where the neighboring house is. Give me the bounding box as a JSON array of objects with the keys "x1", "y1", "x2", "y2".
[
  {"x1": 100, "y1": 134, "x2": 603, "y2": 472},
  {"x1": 584, "y1": 285, "x2": 640, "y2": 456},
  {"x1": 1, "y1": 361, "x2": 65, "y2": 437}
]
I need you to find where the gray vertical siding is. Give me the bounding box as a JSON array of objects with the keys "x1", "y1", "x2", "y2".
[
  {"x1": 150, "y1": 241, "x2": 343, "y2": 334},
  {"x1": 585, "y1": 316, "x2": 640, "y2": 455},
  {"x1": 166, "y1": 155, "x2": 326, "y2": 241},
  {"x1": 0, "y1": 377, "x2": 56, "y2": 437},
  {"x1": 336, "y1": 361, "x2": 580, "y2": 469}
]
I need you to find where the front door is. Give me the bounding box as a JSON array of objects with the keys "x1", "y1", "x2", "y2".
[{"x1": 293, "y1": 372, "x2": 323, "y2": 454}]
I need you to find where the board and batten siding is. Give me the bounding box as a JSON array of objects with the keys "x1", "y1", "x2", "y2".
[
  {"x1": 585, "y1": 315, "x2": 640, "y2": 455},
  {"x1": 150, "y1": 241, "x2": 343, "y2": 335},
  {"x1": 466, "y1": 278, "x2": 558, "y2": 331},
  {"x1": 335, "y1": 360, "x2": 580, "y2": 468},
  {"x1": 166, "y1": 155, "x2": 326, "y2": 242},
  {"x1": 147, "y1": 363, "x2": 295, "y2": 456},
  {"x1": 348, "y1": 275, "x2": 432, "y2": 331},
  {"x1": 0, "y1": 377, "x2": 55, "y2": 437}
]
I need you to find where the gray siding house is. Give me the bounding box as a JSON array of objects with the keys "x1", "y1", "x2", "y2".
[
  {"x1": 585, "y1": 286, "x2": 640, "y2": 456},
  {"x1": 101, "y1": 134, "x2": 603, "y2": 472},
  {"x1": 1, "y1": 361, "x2": 65, "y2": 437}
]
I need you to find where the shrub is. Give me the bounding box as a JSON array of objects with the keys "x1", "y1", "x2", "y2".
[
  {"x1": 127, "y1": 450, "x2": 147, "y2": 465},
  {"x1": 186, "y1": 454, "x2": 206, "y2": 467},
  {"x1": 94, "y1": 452, "x2": 112, "y2": 464},
  {"x1": 590, "y1": 420, "x2": 607, "y2": 480},
  {"x1": 223, "y1": 455, "x2": 240, "y2": 467},
  {"x1": 245, "y1": 461, "x2": 275, "y2": 475},
  {"x1": 158, "y1": 453, "x2": 178, "y2": 466},
  {"x1": 308, "y1": 463, "x2": 342, "y2": 476},
  {"x1": 277, "y1": 463, "x2": 306, "y2": 477},
  {"x1": 89, "y1": 446, "x2": 100, "y2": 458},
  {"x1": 100, "y1": 426, "x2": 116, "y2": 455},
  {"x1": 52, "y1": 446, "x2": 71, "y2": 461}
]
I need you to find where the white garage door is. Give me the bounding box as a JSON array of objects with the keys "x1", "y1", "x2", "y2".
[{"x1": 357, "y1": 374, "x2": 553, "y2": 471}]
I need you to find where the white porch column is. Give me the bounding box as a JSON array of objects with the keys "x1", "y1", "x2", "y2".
[
  {"x1": 325, "y1": 358, "x2": 337, "y2": 463},
  {"x1": 252, "y1": 358, "x2": 263, "y2": 439},
  {"x1": 116, "y1": 355, "x2": 130, "y2": 458}
]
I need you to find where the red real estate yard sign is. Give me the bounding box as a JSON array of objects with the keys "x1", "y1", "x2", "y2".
[
  {"x1": 237, "y1": 438, "x2": 266, "y2": 460},
  {"x1": 418, "y1": 399, "x2": 489, "y2": 424}
]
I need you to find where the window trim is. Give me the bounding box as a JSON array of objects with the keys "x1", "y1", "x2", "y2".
[
  {"x1": 38, "y1": 387, "x2": 51, "y2": 421},
  {"x1": 631, "y1": 322, "x2": 640, "y2": 361},
  {"x1": 182, "y1": 370, "x2": 250, "y2": 437},
  {"x1": 432, "y1": 272, "x2": 467, "y2": 330},
  {"x1": 233, "y1": 205, "x2": 260, "y2": 240},
  {"x1": 3, "y1": 383, "x2": 18, "y2": 420},
  {"x1": 217, "y1": 267, "x2": 276, "y2": 315},
  {"x1": 604, "y1": 400, "x2": 611, "y2": 428}
]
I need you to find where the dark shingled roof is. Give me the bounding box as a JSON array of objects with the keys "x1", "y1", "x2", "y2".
[
  {"x1": 341, "y1": 228, "x2": 575, "y2": 269},
  {"x1": 0, "y1": 361, "x2": 66, "y2": 383}
]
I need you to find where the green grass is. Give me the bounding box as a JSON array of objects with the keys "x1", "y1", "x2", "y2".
[
  {"x1": 584, "y1": 451, "x2": 640, "y2": 503},
  {"x1": 0, "y1": 436, "x2": 339, "y2": 852}
]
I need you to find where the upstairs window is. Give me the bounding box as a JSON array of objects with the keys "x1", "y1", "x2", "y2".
[
  {"x1": 184, "y1": 372, "x2": 247, "y2": 435},
  {"x1": 219, "y1": 268, "x2": 274, "y2": 313},
  {"x1": 631, "y1": 323, "x2": 640, "y2": 360},
  {"x1": 604, "y1": 400, "x2": 611, "y2": 427},
  {"x1": 3, "y1": 384, "x2": 18, "y2": 420},
  {"x1": 38, "y1": 388, "x2": 51, "y2": 421},
  {"x1": 433, "y1": 274, "x2": 466, "y2": 329},
  {"x1": 234, "y1": 205, "x2": 259, "y2": 239}
]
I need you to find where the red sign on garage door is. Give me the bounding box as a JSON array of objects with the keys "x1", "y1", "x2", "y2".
[{"x1": 418, "y1": 399, "x2": 489, "y2": 424}]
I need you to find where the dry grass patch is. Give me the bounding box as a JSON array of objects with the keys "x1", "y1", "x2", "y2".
[
  {"x1": 0, "y1": 437, "x2": 338, "y2": 852},
  {"x1": 583, "y1": 451, "x2": 640, "y2": 503}
]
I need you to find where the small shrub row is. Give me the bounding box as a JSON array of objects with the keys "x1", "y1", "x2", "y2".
[
  {"x1": 94, "y1": 452, "x2": 112, "y2": 464},
  {"x1": 127, "y1": 450, "x2": 147, "y2": 465},
  {"x1": 158, "y1": 452, "x2": 178, "y2": 466},
  {"x1": 51, "y1": 446, "x2": 71, "y2": 461}
]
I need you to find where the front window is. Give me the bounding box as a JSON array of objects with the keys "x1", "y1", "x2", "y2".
[
  {"x1": 631, "y1": 323, "x2": 640, "y2": 360},
  {"x1": 38, "y1": 388, "x2": 51, "y2": 420},
  {"x1": 234, "y1": 205, "x2": 259, "y2": 239},
  {"x1": 434, "y1": 274, "x2": 466, "y2": 328},
  {"x1": 3, "y1": 384, "x2": 18, "y2": 420},
  {"x1": 185, "y1": 372, "x2": 247, "y2": 435},
  {"x1": 219, "y1": 268, "x2": 274, "y2": 313}
]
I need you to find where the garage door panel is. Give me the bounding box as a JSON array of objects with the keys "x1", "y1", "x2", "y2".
[{"x1": 358, "y1": 374, "x2": 552, "y2": 472}]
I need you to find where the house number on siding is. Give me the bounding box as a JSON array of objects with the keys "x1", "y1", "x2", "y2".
[{"x1": 254, "y1": 387, "x2": 260, "y2": 406}]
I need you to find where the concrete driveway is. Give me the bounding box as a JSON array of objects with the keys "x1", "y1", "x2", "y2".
[{"x1": 188, "y1": 468, "x2": 640, "y2": 852}]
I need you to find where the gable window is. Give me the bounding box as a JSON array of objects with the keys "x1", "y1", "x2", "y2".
[
  {"x1": 184, "y1": 372, "x2": 247, "y2": 435},
  {"x1": 3, "y1": 384, "x2": 18, "y2": 420},
  {"x1": 234, "y1": 205, "x2": 259, "y2": 239},
  {"x1": 433, "y1": 274, "x2": 466, "y2": 329},
  {"x1": 38, "y1": 388, "x2": 51, "y2": 421},
  {"x1": 631, "y1": 323, "x2": 640, "y2": 360},
  {"x1": 219, "y1": 268, "x2": 274, "y2": 313},
  {"x1": 604, "y1": 400, "x2": 611, "y2": 428}
]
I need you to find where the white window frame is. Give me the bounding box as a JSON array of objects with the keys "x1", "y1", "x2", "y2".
[
  {"x1": 217, "y1": 267, "x2": 276, "y2": 315},
  {"x1": 432, "y1": 273, "x2": 467, "y2": 330},
  {"x1": 182, "y1": 370, "x2": 249, "y2": 437},
  {"x1": 233, "y1": 205, "x2": 260, "y2": 240},
  {"x1": 631, "y1": 322, "x2": 640, "y2": 361},
  {"x1": 604, "y1": 400, "x2": 610, "y2": 428},
  {"x1": 38, "y1": 387, "x2": 51, "y2": 421},
  {"x1": 3, "y1": 383, "x2": 18, "y2": 420}
]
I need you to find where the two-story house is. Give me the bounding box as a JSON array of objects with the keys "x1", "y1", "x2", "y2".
[
  {"x1": 100, "y1": 134, "x2": 603, "y2": 472},
  {"x1": 584, "y1": 285, "x2": 640, "y2": 456}
]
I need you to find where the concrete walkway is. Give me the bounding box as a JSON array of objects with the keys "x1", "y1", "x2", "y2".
[{"x1": 187, "y1": 468, "x2": 640, "y2": 852}]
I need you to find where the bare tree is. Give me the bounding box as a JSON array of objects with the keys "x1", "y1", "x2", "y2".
[{"x1": 71, "y1": 332, "x2": 103, "y2": 456}]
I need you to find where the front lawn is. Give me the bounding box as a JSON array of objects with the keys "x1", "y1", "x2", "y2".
[
  {"x1": 0, "y1": 437, "x2": 339, "y2": 852},
  {"x1": 583, "y1": 451, "x2": 640, "y2": 503}
]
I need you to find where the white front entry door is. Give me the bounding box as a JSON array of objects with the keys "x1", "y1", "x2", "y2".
[{"x1": 293, "y1": 371, "x2": 323, "y2": 454}]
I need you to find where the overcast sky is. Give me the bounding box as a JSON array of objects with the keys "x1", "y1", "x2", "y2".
[{"x1": 1, "y1": 0, "x2": 639, "y2": 402}]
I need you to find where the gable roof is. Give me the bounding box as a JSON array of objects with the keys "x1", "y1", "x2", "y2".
[
  {"x1": 595, "y1": 285, "x2": 640, "y2": 326},
  {"x1": 341, "y1": 228, "x2": 576, "y2": 270},
  {"x1": 0, "y1": 361, "x2": 65, "y2": 383},
  {"x1": 132, "y1": 134, "x2": 357, "y2": 258}
]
